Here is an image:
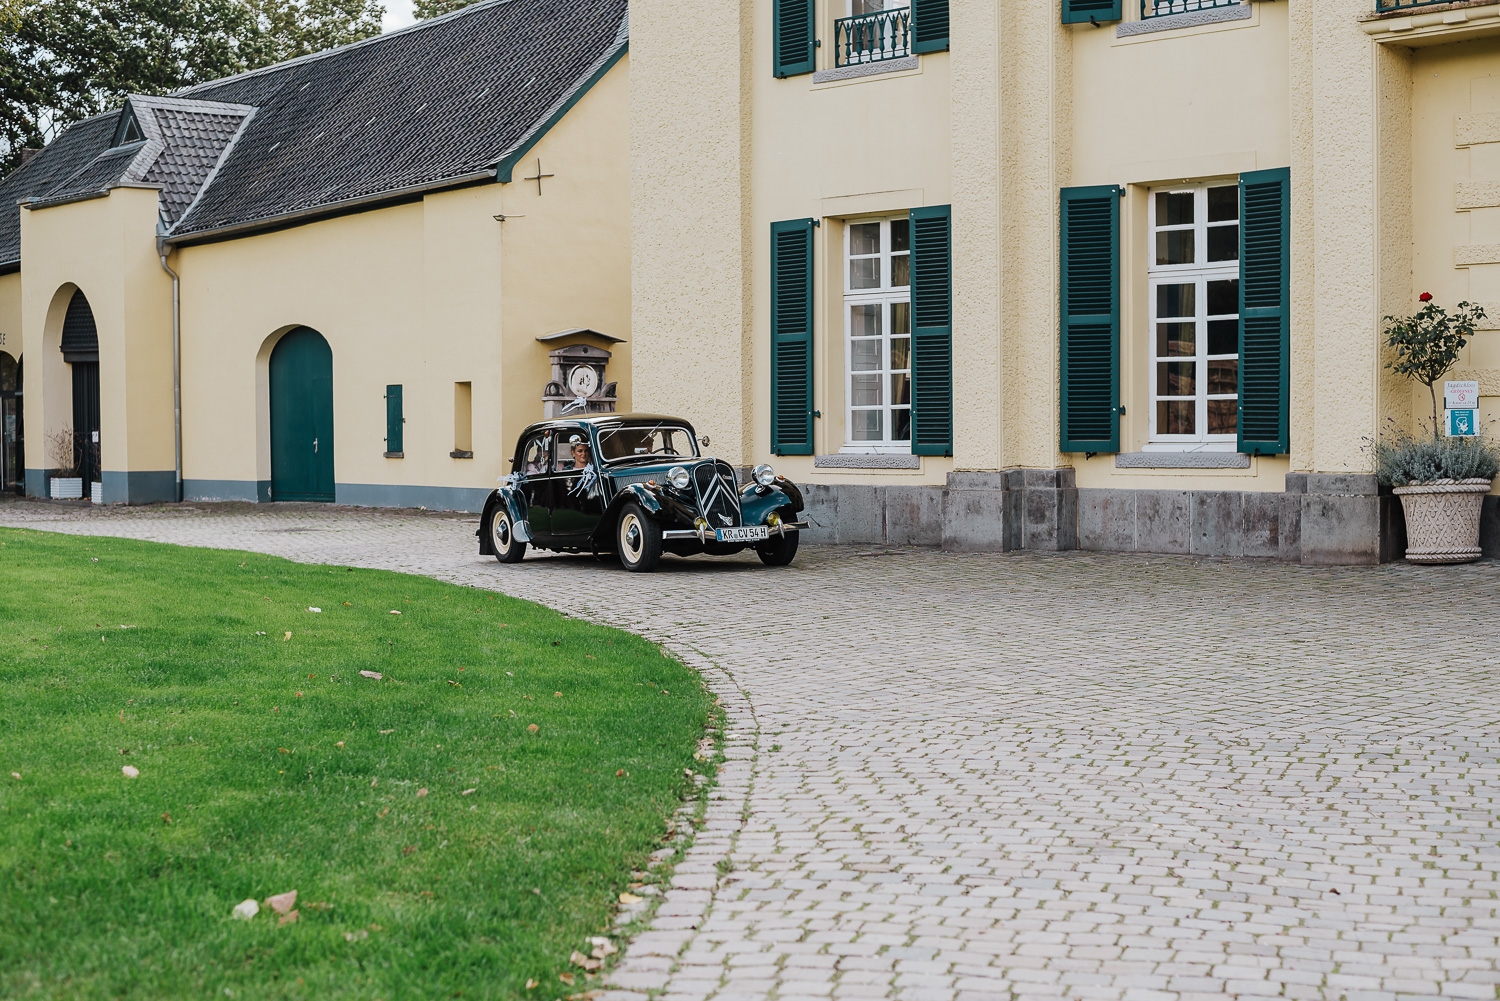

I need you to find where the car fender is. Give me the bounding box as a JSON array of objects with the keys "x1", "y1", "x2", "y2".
[
  {"x1": 739, "y1": 476, "x2": 804, "y2": 525},
  {"x1": 477, "y1": 486, "x2": 533, "y2": 555}
]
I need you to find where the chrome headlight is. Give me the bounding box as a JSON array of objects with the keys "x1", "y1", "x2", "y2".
[
  {"x1": 752, "y1": 463, "x2": 777, "y2": 487},
  {"x1": 668, "y1": 466, "x2": 692, "y2": 490}
]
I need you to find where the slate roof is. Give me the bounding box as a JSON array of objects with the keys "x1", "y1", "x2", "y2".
[{"x1": 0, "y1": 0, "x2": 628, "y2": 266}]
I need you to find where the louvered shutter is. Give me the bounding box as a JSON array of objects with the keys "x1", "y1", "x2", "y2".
[
  {"x1": 773, "y1": 0, "x2": 816, "y2": 78},
  {"x1": 771, "y1": 219, "x2": 815, "y2": 455},
  {"x1": 1059, "y1": 186, "x2": 1121, "y2": 453},
  {"x1": 909, "y1": 205, "x2": 953, "y2": 457},
  {"x1": 1062, "y1": 0, "x2": 1122, "y2": 24},
  {"x1": 911, "y1": 0, "x2": 949, "y2": 54},
  {"x1": 385, "y1": 385, "x2": 403, "y2": 454},
  {"x1": 1238, "y1": 167, "x2": 1290, "y2": 456}
]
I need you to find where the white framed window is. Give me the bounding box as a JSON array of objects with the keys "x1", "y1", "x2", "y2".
[
  {"x1": 837, "y1": 0, "x2": 912, "y2": 67},
  {"x1": 844, "y1": 218, "x2": 911, "y2": 452},
  {"x1": 1147, "y1": 183, "x2": 1240, "y2": 449}
]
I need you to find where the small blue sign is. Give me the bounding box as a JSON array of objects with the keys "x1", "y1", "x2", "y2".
[{"x1": 1447, "y1": 408, "x2": 1478, "y2": 438}]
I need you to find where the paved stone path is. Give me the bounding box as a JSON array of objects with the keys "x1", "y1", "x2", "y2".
[{"x1": 3, "y1": 498, "x2": 1500, "y2": 1001}]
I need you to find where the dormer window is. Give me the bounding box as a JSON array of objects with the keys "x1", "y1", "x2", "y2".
[{"x1": 113, "y1": 106, "x2": 144, "y2": 147}]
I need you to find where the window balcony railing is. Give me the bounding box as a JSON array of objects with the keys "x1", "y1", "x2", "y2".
[
  {"x1": 1142, "y1": 0, "x2": 1240, "y2": 16},
  {"x1": 833, "y1": 8, "x2": 912, "y2": 67}
]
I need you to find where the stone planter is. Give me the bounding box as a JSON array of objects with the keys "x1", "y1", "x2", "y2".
[
  {"x1": 1392, "y1": 478, "x2": 1492, "y2": 564},
  {"x1": 90, "y1": 480, "x2": 103, "y2": 504},
  {"x1": 50, "y1": 476, "x2": 83, "y2": 500}
]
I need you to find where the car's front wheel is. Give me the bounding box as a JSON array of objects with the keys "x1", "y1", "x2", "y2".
[
  {"x1": 487, "y1": 507, "x2": 527, "y2": 564},
  {"x1": 617, "y1": 502, "x2": 662, "y2": 572},
  {"x1": 756, "y1": 530, "x2": 799, "y2": 566}
]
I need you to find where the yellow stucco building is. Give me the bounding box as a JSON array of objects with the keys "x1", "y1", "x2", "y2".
[
  {"x1": 0, "y1": 0, "x2": 630, "y2": 511},
  {"x1": 628, "y1": 0, "x2": 1500, "y2": 564},
  {"x1": 4, "y1": 0, "x2": 1499, "y2": 565}
]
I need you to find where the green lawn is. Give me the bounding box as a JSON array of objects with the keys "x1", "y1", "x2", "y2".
[{"x1": 0, "y1": 528, "x2": 712, "y2": 1000}]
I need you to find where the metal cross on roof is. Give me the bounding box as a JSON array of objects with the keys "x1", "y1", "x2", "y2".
[{"x1": 524, "y1": 158, "x2": 555, "y2": 196}]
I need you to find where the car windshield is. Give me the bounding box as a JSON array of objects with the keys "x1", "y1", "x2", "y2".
[{"x1": 597, "y1": 423, "x2": 698, "y2": 463}]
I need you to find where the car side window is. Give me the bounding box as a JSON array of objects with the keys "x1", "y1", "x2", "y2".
[
  {"x1": 518, "y1": 434, "x2": 548, "y2": 474},
  {"x1": 553, "y1": 429, "x2": 592, "y2": 471}
]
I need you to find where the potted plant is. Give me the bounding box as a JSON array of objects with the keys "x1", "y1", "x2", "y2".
[
  {"x1": 46, "y1": 426, "x2": 83, "y2": 500},
  {"x1": 1377, "y1": 294, "x2": 1498, "y2": 564}
]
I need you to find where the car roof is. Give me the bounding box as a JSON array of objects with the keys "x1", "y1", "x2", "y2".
[{"x1": 521, "y1": 413, "x2": 694, "y2": 434}]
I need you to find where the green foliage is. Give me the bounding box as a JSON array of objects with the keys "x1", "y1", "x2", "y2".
[
  {"x1": 1383, "y1": 295, "x2": 1488, "y2": 440},
  {"x1": 1371, "y1": 423, "x2": 1500, "y2": 487},
  {"x1": 0, "y1": 530, "x2": 711, "y2": 1000},
  {"x1": 413, "y1": 0, "x2": 476, "y2": 19},
  {"x1": 0, "y1": 0, "x2": 382, "y2": 174}
]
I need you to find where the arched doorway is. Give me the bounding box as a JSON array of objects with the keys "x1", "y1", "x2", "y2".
[
  {"x1": 60, "y1": 291, "x2": 101, "y2": 492},
  {"x1": 269, "y1": 327, "x2": 334, "y2": 502},
  {"x1": 1, "y1": 352, "x2": 21, "y2": 494}
]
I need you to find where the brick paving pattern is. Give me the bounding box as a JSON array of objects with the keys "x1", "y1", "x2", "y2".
[{"x1": 3, "y1": 497, "x2": 1498, "y2": 1001}]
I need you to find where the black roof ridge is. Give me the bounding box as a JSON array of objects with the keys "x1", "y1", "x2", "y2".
[
  {"x1": 128, "y1": 93, "x2": 257, "y2": 116},
  {"x1": 172, "y1": 0, "x2": 518, "y2": 99}
]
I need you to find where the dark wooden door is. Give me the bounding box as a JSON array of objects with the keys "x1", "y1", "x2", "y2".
[
  {"x1": 0, "y1": 353, "x2": 19, "y2": 494},
  {"x1": 269, "y1": 327, "x2": 334, "y2": 502},
  {"x1": 71, "y1": 361, "x2": 100, "y2": 486}
]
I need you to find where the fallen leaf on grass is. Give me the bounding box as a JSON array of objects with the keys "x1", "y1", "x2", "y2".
[
  {"x1": 567, "y1": 992, "x2": 604, "y2": 1001},
  {"x1": 588, "y1": 936, "x2": 618, "y2": 959},
  {"x1": 417, "y1": 788, "x2": 428, "y2": 797},
  {"x1": 554, "y1": 692, "x2": 562, "y2": 698},
  {"x1": 278, "y1": 910, "x2": 298, "y2": 926},
  {"x1": 307, "y1": 607, "x2": 322, "y2": 613},
  {"x1": 558, "y1": 973, "x2": 575, "y2": 986},
  {"x1": 121, "y1": 765, "x2": 139, "y2": 779},
  {"x1": 335, "y1": 741, "x2": 344, "y2": 748},
  {"x1": 618, "y1": 892, "x2": 642, "y2": 905},
  {"x1": 9, "y1": 772, "x2": 19, "y2": 780},
  {"x1": 388, "y1": 610, "x2": 401, "y2": 615},
  {"x1": 379, "y1": 729, "x2": 394, "y2": 734},
  {"x1": 283, "y1": 631, "x2": 292, "y2": 641},
  {"x1": 266, "y1": 890, "x2": 297, "y2": 915},
  {"x1": 460, "y1": 788, "x2": 477, "y2": 796},
  {"x1": 446, "y1": 681, "x2": 460, "y2": 687},
  {"x1": 569, "y1": 951, "x2": 602, "y2": 972},
  {"x1": 359, "y1": 671, "x2": 383, "y2": 680},
  {"x1": 525, "y1": 980, "x2": 539, "y2": 990},
  {"x1": 303, "y1": 900, "x2": 332, "y2": 912},
  {"x1": 342, "y1": 602, "x2": 351, "y2": 606},
  {"x1": 231, "y1": 899, "x2": 259, "y2": 921},
  {"x1": 527, "y1": 724, "x2": 539, "y2": 734},
  {"x1": 402, "y1": 846, "x2": 416, "y2": 856},
  {"x1": 161, "y1": 813, "x2": 171, "y2": 825},
  {"x1": 615, "y1": 769, "x2": 626, "y2": 778}
]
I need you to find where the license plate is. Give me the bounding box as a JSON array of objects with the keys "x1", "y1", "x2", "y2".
[{"x1": 716, "y1": 525, "x2": 769, "y2": 543}]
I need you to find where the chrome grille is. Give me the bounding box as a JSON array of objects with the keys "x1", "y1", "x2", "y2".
[{"x1": 693, "y1": 462, "x2": 741, "y2": 528}]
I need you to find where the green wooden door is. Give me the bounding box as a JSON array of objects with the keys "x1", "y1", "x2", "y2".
[{"x1": 269, "y1": 327, "x2": 334, "y2": 502}]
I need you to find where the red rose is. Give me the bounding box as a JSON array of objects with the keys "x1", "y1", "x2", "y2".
[{"x1": 1419, "y1": 292, "x2": 1433, "y2": 302}]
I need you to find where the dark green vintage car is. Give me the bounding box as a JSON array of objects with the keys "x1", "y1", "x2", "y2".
[{"x1": 477, "y1": 414, "x2": 808, "y2": 571}]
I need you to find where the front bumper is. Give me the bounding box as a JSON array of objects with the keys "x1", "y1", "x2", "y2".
[{"x1": 663, "y1": 520, "x2": 810, "y2": 542}]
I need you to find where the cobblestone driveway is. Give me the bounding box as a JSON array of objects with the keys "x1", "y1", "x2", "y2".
[{"x1": 3, "y1": 498, "x2": 1499, "y2": 1001}]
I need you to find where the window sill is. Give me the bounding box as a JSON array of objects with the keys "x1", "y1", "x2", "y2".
[
  {"x1": 1116, "y1": 451, "x2": 1250, "y2": 469},
  {"x1": 449, "y1": 450, "x2": 473, "y2": 460},
  {"x1": 814, "y1": 453, "x2": 920, "y2": 470},
  {"x1": 1361, "y1": 1, "x2": 1500, "y2": 45},
  {"x1": 1117, "y1": 2, "x2": 1251, "y2": 36},
  {"x1": 812, "y1": 56, "x2": 919, "y2": 85},
  {"x1": 383, "y1": 451, "x2": 404, "y2": 459}
]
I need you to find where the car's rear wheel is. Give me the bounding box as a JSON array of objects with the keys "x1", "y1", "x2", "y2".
[
  {"x1": 487, "y1": 507, "x2": 526, "y2": 564},
  {"x1": 617, "y1": 503, "x2": 662, "y2": 572},
  {"x1": 756, "y1": 530, "x2": 799, "y2": 566}
]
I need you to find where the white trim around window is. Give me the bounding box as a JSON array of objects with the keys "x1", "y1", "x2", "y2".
[
  {"x1": 1146, "y1": 182, "x2": 1241, "y2": 450},
  {"x1": 843, "y1": 217, "x2": 912, "y2": 453}
]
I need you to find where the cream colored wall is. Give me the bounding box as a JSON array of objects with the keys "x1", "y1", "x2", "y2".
[
  {"x1": 0, "y1": 272, "x2": 20, "y2": 361},
  {"x1": 20, "y1": 187, "x2": 174, "y2": 479},
  {"x1": 1412, "y1": 37, "x2": 1500, "y2": 474},
  {"x1": 173, "y1": 58, "x2": 630, "y2": 496}
]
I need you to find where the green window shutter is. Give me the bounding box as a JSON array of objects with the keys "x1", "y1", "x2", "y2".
[
  {"x1": 1059, "y1": 185, "x2": 1121, "y2": 453},
  {"x1": 1062, "y1": 0, "x2": 1122, "y2": 25},
  {"x1": 771, "y1": 219, "x2": 815, "y2": 455},
  {"x1": 1238, "y1": 167, "x2": 1291, "y2": 456},
  {"x1": 773, "y1": 0, "x2": 816, "y2": 78},
  {"x1": 385, "y1": 384, "x2": 403, "y2": 454},
  {"x1": 911, "y1": 0, "x2": 949, "y2": 54},
  {"x1": 909, "y1": 204, "x2": 953, "y2": 457}
]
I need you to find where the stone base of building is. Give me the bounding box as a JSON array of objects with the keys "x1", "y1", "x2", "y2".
[{"x1": 798, "y1": 469, "x2": 1435, "y2": 565}]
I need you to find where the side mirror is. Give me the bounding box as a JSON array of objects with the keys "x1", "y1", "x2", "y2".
[{"x1": 699, "y1": 434, "x2": 711, "y2": 447}]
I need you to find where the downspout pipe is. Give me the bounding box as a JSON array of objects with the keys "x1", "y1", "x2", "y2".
[{"x1": 157, "y1": 236, "x2": 182, "y2": 503}]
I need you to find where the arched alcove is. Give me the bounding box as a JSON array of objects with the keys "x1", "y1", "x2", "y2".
[{"x1": 0, "y1": 351, "x2": 21, "y2": 494}]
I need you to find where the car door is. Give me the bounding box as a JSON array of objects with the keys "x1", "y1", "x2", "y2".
[
  {"x1": 548, "y1": 426, "x2": 606, "y2": 540},
  {"x1": 514, "y1": 432, "x2": 552, "y2": 539}
]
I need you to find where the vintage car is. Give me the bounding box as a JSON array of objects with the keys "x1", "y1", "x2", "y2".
[{"x1": 477, "y1": 414, "x2": 808, "y2": 571}]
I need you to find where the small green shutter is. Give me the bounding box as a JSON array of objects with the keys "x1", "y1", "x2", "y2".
[
  {"x1": 1062, "y1": 0, "x2": 1122, "y2": 24},
  {"x1": 1238, "y1": 167, "x2": 1290, "y2": 456},
  {"x1": 385, "y1": 384, "x2": 403, "y2": 455},
  {"x1": 771, "y1": 219, "x2": 815, "y2": 455},
  {"x1": 909, "y1": 204, "x2": 953, "y2": 457},
  {"x1": 773, "y1": 0, "x2": 816, "y2": 78},
  {"x1": 1059, "y1": 185, "x2": 1121, "y2": 453},
  {"x1": 911, "y1": 0, "x2": 949, "y2": 54}
]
